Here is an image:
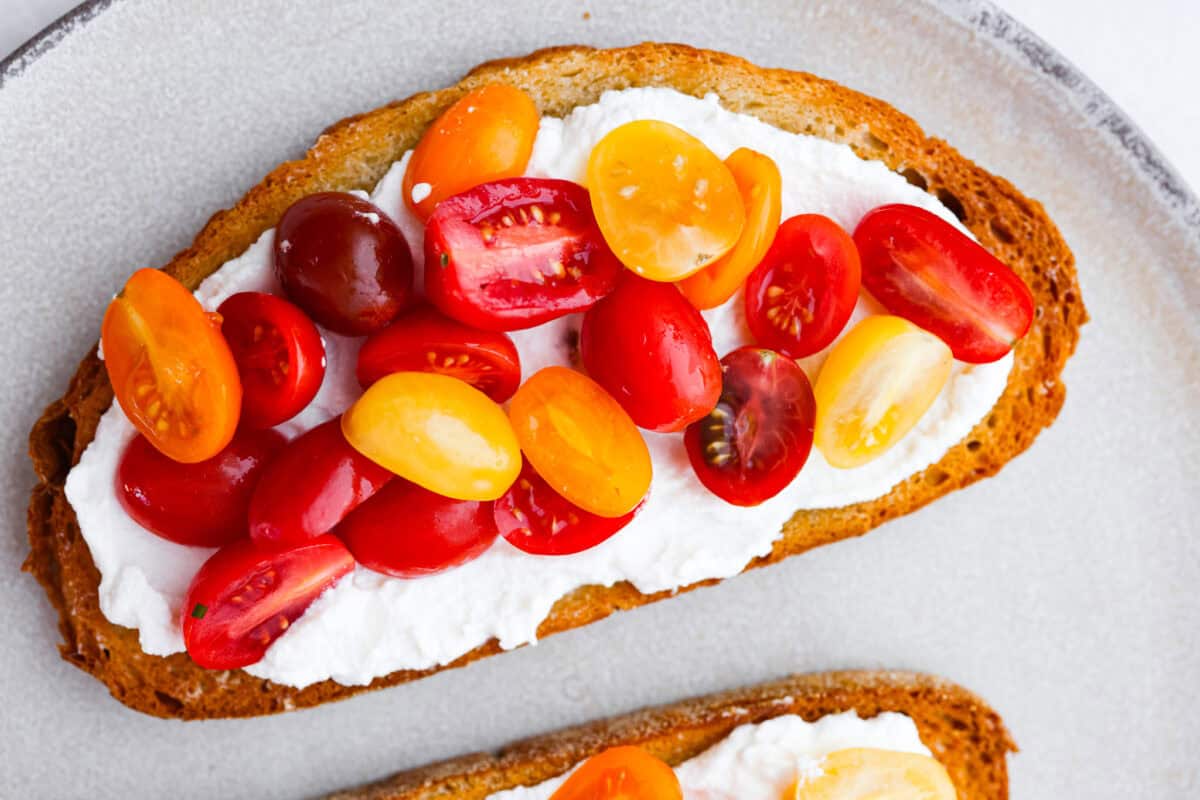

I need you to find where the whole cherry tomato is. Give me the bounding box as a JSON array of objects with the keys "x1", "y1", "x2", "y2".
[
  {"x1": 495, "y1": 459, "x2": 642, "y2": 556},
  {"x1": 580, "y1": 272, "x2": 721, "y2": 433},
  {"x1": 854, "y1": 203, "x2": 1034, "y2": 363},
  {"x1": 336, "y1": 479, "x2": 498, "y2": 578},
  {"x1": 356, "y1": 305, "x2": 521, "y2": 402},
  {"x1": 744, "y1": 214, "x2": 861, "y2": 359},
  {"x1": 425, "y1": 178, "x2": 622, "y2": 331},
  {"x1": 217, "y1": 292, "x2": 325, "y2": 429},
  {"x1": 685, "y1": 347, "x2": 816, "y2": 506},
  {"x1": 403, "y1": 84, "x2": 539, "y2": 221},
  {"x1": 101, "y1": 269, "x2": 242, "y2": 463},
  {"x1": 248, "y1": 418, "x2": 393, "y2": 547},
  {"x1": 182, "y1": 535, "x2": 354, "y2": 670},
  {"x1": 274, "y1": 193, "x2": 413, "y2": 335},
  {"x1": 548, "y1": 747, "x2": 682, "y2": 800}
]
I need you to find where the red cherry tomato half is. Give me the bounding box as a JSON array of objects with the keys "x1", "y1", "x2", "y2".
[
  {"x1": 336, "y1": 479, "x2": 498, "y2": 578},
  {"x1": 116, "y1": 429, "x2": 285, "y2": 548},
  {"x1": 182, "y1": 535, "x2": 353, "y2": 670},
  {"x1": 496, "y1": 459, "x2": 641, "y2": 556},
  {"x1": 853, "y1": 203, "x2": 1034, "y2": 363},
  {"x1": 217, "y1": 292, "x2": 326, "y2": 429},
  {"x1": 581, "y1": 272, "x2": 721, "y2": 433},
  {"x1": 425, "y1": 178, "x2": 622, "y2": 331},
  {"x1": 745, "y1": 214, "x2": 861, "y2": 359},
  {"x1": 356, "y1": 305, "x2": 521, "y2": 402},
  {"x1": 548, "y1": 746, "x2": 682, "y2": 800},
  {"x1": 248, "y1": 418, "x2": 393, "y2": 547},
  {"x1": 275, "y1": 193, "x2": 414, "y2": 336},
  {"x1": 684, "y1": 347, "x2": 816, "y2": 506}
]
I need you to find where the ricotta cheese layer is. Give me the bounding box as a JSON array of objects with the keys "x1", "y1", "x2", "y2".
[{"x1": 64, "y1": 88, "x2": 1012, "y2": 687}]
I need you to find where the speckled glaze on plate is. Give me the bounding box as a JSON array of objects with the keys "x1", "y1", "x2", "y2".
[{"x1": 1, "y1": 2, "x2": 1196, "y2": 799}]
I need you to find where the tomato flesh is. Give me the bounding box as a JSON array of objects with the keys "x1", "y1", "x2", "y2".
[
  {"x1": 745, "y1": 214, "x2": 862, "y2": 359},
  {"x1": 182, "y1": 535, "x2": 354, "y2": 670},
  {"x1": 854, "y1": 203, "x2": 1034, "y2": 363},
  {"x1": 496, "y1": 459, "x2": 641, "y2": 556},
  {"x1": 357, "y1": 305, "x2": 521, "y2": 402},
  {"x1": 581, "y1": 272, "x2": 721, "y2": 433},
  {"x1": 548, "y1": 746, "x2": 682, "y2": 800},
  {"x1": 336, "y1": 479, "x2": 498, "y2": 578},
  {"x1": 685, "y1": 347, "x2": 816, "y2": 506},
  {"x1": 218, "y1": 292, "x2": 325, "y2": 429},
  {"x1": 275, "y1": 192, "x2": 414, "y2": 336},
  {"x1": 425, "y1": 178, "x2": 622, "y2": 331},
  {"x1": 792, "y1": 748, "x2": 956, "y2": 800},
  {"x1": 117, "y1": 429, "x2": 285, "y2": 548},
  {"x1": 248, "y1": 418, "x2": 393, "y2": 547},
  {"x1": 102, "y1": 269, "x2": 242, "y2": 463}
]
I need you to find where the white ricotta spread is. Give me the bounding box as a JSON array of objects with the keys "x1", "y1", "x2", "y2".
[
  {"x1": 488, "y1": 710, "x2": 930, "y2": 800},
  {"x1": 64, "y1": 88, "x2": 1012, "y2": 686}
]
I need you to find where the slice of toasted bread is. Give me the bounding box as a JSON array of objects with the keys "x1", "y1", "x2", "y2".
[
  {"x1": 25, "y1": 43, "x2": 1085, "y2": 719},
  {"x1": 323, "y1": 670, "x2": 1016, "y2": 800}
]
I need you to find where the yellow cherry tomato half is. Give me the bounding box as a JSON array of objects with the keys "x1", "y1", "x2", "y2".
[
  {"x1": 793, "y1": 748, "x2": 956, "y2": 800},
  {"x1": 586, "y1": 120, "x2": 745, "y2": 282},
  {"x1": 342, "y1": 371, "x2": 521, "y2": 501},
  {"x1": 403, "y1": 84, "x2": 540, "y2": 221},
  {"x1": 813, "y1": 316, "x2": 952, "y2": 469},
  {"x1": 677, "y1": 147, "x2": 782, "y2": 309},
  {"x1": 508, "y1": 366, "x2": 651, "y2": 517}
]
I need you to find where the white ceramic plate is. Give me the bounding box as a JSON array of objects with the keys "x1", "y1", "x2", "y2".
[{"x1": 2, "y1": 1, "x2": 1197, "y2": 798}]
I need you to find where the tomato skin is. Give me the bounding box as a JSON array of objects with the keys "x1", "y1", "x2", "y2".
[
  {"x1": 356, "y1": 305, "x2": 521, "y2": 402},
  {"x1": 117, "y1": 429, "x2": 285, "y2": 548},
  {"x1": 274, "y1": 193, "x2": 414, "y2": 336},
  {"x1": 182, "y1": 535, "x2": 354, "y2": 670},
  {"x1": 425, "y1": 178, "x2": 622, "y2": 331},
  {"x1": 403, "y1": 84, "x2": 539, "y2": 221},
  {"x1": 744, "y1": 214, "x2": 862, "y2": 359},
  {"x1": 495, "y1": 459, "x2": 641, "y2": 556},
  {"x1": 248, "y1": 418, "x2": 393, "y2": 548},
  {"x1": 580, "y1": 272, "x2": 721, "y2": 433},
  {"x1": 336, "y1": 479, "x2": 498, "y2": 578},
  {"x1": 217, "y1": 292, "x2": 326, "y2": 429},
  {"x1": 548, "y1": 746, "x2": 682, "y2": 800},
  {"x1": 854, "y1": 203, "x2": 1034, "y2": 363},
  {"x1": 684, "y1": 347, "x2": 816, "y2": 506},
  {"x1": 102, "y1": 269, "x2": 242, "y2": 463}
]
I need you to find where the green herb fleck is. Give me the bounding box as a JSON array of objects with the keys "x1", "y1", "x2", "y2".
[
  {"x1": 440, "y1": 253, "x2": 449, "y2": 268},
  {"x1": 191, "y1": 603, "x2": 208, "y2": 619}
]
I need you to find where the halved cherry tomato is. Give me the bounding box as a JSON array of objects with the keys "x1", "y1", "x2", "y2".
[
  {"x1": 336, "y1": 479, "x2": 498, "y2": 578},
  {"x1": 182, "y1": 535, "x2": 353, "y2": 670},
  {"x1": 813, "y1": 315, "x2": 952, "y2": 469},
  {"x1": 508, "y1": 366, "x2": 651, "y2": 518},
  {"x1": 248, "y1": 418, "x2": 393, "y2": 547},
  {"x1": 275, "y1": 193, "x2": 414, "y2": 336},
  {"x1": 403, "y1": 84, "x2": 540, "y2": 221},
  {"x1": 745, "y1": 214, "x2": 861, "y2": 359},
  {"x1": 117, "y1": 429, "x2": 285, "y2": 548},
  {"x1": 587, "y1": 120, "x2": 745, "y2": 281},
  {"x1": 101, "y1": 269, "x2": 242, "y2": 463},
  {"x1": 425, "y1": 178, "x2": 622, "y2": 331},
  {"x1": 684, "y1": 347, "x2": 816, "y2": 506},
  {"x1": 580, "y1": 272, "x2": 721, "y2": 432},
  {"x1": 342, "y1": 372, "x2": 521, "y2": 501},
  {"x1": 217, "y1": 292, "x2": 325, "y2": 429},
  {"x1": 548, "y1": 746, "x2": 682, "y2": 800},
  {"x1": 356, "y1": 305, "x2": 521, "y2": 402},
  {"x1": 495, "y1": 459, "x2": 641, "y2": 556},
  {"x1": 677, "y1": 147, "x2": 782, "y2": 309},
  {"x1": 792, "y1": 748, "x2": 955, "y2": 800},
  {"x1": 854, "y1": 203, "x2": 1034, "y2": 363}
]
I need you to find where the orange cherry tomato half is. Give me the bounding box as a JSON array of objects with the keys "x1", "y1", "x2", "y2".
[
  {"x1": 677, "y1": 147, "x2": 783, "y2": 309},
  {"x1": 403, "y1": 84, "x2": 540, "y2": 221},
  {"x1": 101, "y1": 269, "x2": 242, "y2": 463},
  {"x1": 549, "y1": 746, "x2": 682, "y2": 800},
  {"x1": 587, "y1": 120, "x2": 745, "y2": 282},
  {"x1": 508, "y1": 367, "x2": 651, "y2": 518}
]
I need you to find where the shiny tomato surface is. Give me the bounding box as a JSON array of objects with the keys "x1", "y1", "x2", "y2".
[{"x1": 548, "y1": 746, "x2": 682, "y2": 800}]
